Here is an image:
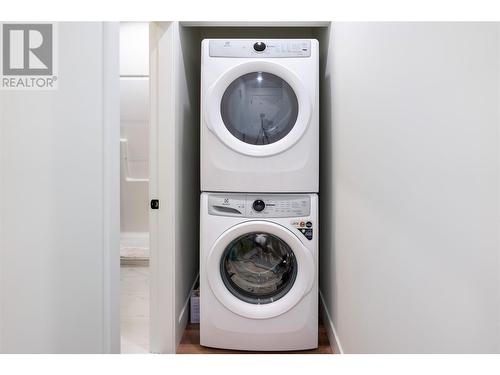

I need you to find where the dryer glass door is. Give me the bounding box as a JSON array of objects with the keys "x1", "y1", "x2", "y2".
[
  {"x1": 220, "y1": 231, "x2": 298, "y2": 304},
  {"x1": 220, "y1": 72, "x2": 299, "y2": 145}
]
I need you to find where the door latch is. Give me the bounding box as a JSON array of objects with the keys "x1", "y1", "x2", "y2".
[{"x1": 150, "y1": 199, "x2": 160, "y2": 210}]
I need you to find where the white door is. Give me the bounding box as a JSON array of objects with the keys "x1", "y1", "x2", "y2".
[{"x1": 149, "y1": 21, "x2": 200, "y2": 354}]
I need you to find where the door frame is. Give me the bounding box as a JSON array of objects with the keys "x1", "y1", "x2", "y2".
[{"x1": 102, "y1": 21, "x2": 121, "y2": 354}]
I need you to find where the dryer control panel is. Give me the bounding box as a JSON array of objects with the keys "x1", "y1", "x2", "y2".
[
  {"x1": 208, "y1": 194, "x2": 311, "y2": 218},
  {"x1": 209, "y1": 39, "x2": 312, "y2": 58}
]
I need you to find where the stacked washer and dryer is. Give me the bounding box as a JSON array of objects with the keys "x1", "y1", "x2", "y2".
[{"x1": 200, "y1": 39, "x2": 319, "y2": 351}]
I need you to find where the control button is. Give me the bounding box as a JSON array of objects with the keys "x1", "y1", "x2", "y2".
[
  {"x1": 253, "y1": 42, "x2": 266, "y2": 52},
  {"x1": 304, "y1": 228, "x2": 313, "y2": 240},
  {"x1": 299, "y1": 228, "x2": 313, "y2": 240},
  {"x1": 306, "y1": 221, "x2": 313, "y2": 228},
  {"x1": 253, "y1": 199, "x2": 266, "y2": 212},
  {"x1": 300, "y1": 221, "x2": 305, "y2": 227}
]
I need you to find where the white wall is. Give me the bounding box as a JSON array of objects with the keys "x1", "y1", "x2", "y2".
[
  {"x1": 320, "y1": 22, "x2": 500, "y2": 353},
  {"x1": 0, "y1": 22, "x2": 120, "y2": 353}
]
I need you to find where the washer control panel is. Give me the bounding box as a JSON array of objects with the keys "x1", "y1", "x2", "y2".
[
  {"x1": 208, "y1": 194, "x2": 311, "y2": 218},
  {"x1": 209, "y1": 39, "x2": 312, "y2": 58}
]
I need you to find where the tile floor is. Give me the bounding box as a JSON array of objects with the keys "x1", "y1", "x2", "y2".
[{"x1": 120, "y1": 265, "x2": 150, "y2": 353}]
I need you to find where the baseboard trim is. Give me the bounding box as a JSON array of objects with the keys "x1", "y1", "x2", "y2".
[
  {"x1": 319, "y1": 290, "x2": 344, "y2": 354},
  {"x1": 176, "y1": 274, "x2": 200, "y2": 349}
]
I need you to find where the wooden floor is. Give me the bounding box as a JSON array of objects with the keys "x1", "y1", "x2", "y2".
[{"x1": 177, "y1": 323, "x2": 334, "y2": 354}]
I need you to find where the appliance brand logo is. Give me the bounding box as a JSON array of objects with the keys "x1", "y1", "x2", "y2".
[{"x1": 0, "y1": 23, "x2": 58, "y2": 90}]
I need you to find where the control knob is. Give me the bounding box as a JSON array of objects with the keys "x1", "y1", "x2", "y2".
[
  {"x1": 253, "y1": 42, "x2": 266, "y2": 52},
  {"x1": 253, "y1": 199, "x2": 266, "y2": 212}
]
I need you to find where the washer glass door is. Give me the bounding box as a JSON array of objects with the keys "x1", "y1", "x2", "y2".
[
  {"x1": 220, "y1": 231, "x2": 298, "y2": 304},
  {"x1": 220, "y1": 72, "x2": 299, "y2": 145}
]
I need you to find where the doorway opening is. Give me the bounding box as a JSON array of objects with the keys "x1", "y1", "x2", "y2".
[{"x1": 119, "y1": 22, "x2": 151, "y2": 354}]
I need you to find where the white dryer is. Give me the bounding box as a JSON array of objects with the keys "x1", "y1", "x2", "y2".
[
  {"x1": 200, "y1": 192, "x2": 318, "y2": 351},
  {"x1": 201, "y1": 39, "x2": 319, "y2": 193}
]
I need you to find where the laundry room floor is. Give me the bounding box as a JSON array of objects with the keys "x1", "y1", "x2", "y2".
[{"x1": 177, "y1": 323, "x2": 334, "y2": 354}]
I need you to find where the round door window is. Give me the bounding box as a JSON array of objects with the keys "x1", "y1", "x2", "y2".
[
  {"x1": 220, "y1": 232, "x2": 298, "y2": 304},
  {"x1": 220, "y1": 72, "x2": 299, "y2": 145}
]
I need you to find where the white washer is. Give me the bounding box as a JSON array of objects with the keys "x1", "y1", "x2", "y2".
[
  {"x1": 200, "y1": 192, "x2": 318, "y2": 351},
  {"x1": 201, "y1": 39, "x2": 319, "y2": 193}
]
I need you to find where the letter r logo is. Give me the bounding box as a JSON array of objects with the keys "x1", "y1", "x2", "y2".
[{"x1": 2, "y1": 24, "x2": 53, "y2": 75}]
